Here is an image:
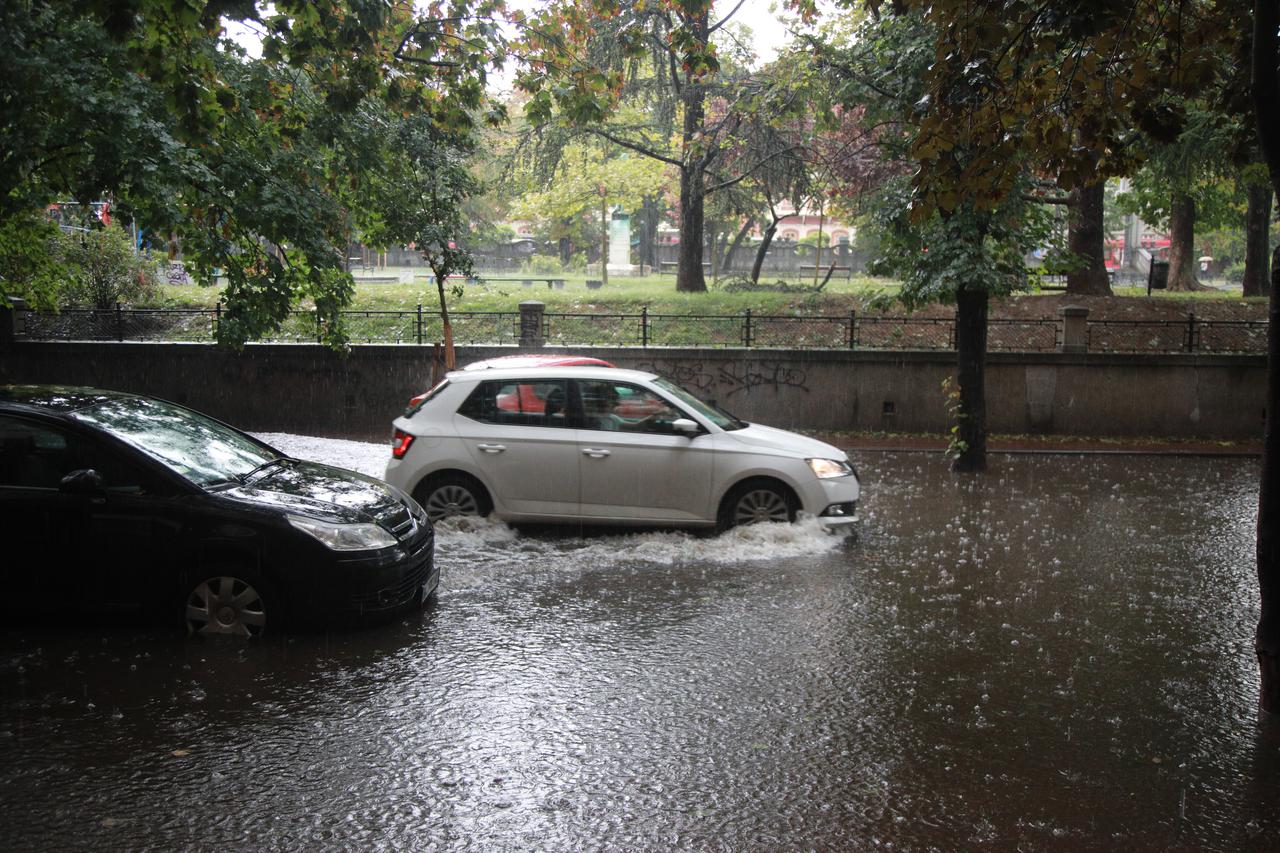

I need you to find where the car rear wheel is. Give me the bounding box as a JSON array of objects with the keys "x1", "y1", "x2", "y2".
[
  {"x1": 185, "y1": 573, "x2": 270, "y2": 638},
  {"x1": 416, "y1": 473, "x2": 492, "y2": 523},
  {"x1": 718, "y1": 480, "x2": 796, "y2": 532}
]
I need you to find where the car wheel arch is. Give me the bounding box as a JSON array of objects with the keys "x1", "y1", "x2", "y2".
[{"x1": 715, "y1": 475, "x2": 801, "y2": 531}]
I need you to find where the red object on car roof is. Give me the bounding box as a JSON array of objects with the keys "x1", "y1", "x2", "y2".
[{"x1": 461, "y1": 354, "x2": 616, "y2": 370}]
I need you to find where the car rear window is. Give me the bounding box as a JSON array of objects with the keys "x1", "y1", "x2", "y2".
[{"x1": 457, "y1": 379, "x2": 570, "y2": 429}]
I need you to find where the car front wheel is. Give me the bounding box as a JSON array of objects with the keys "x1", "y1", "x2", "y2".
[
  {"x1": 718, "y1": 480, "x2": 797, "y2": 532},
  {"x1": 185, "y1": 573, "x2": 269, "y2": 638}
]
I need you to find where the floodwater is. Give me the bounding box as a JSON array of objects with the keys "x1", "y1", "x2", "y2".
[{"x1": 2, "y1": 452, "x2": 1278, "y2": 851}]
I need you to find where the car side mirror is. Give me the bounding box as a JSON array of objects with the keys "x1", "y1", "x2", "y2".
[
  {"x1": 671, "y1": 418, "x2": 700, "y2": 436},
  {"x1": 60, "y1": 468, "x2": 105, "y2": 496}
]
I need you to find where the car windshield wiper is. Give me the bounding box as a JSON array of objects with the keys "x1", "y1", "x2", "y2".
[{"x1": 238, "y1": 456, "x2": 296, "y2": 483}]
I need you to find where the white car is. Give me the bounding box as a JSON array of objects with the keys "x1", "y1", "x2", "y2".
[{"x1": 384, "y1": 366, "x2": 859, "y2": 531}]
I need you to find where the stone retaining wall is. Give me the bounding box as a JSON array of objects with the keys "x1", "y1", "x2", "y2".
[{"x1": 0, "y1": 340, "x2": 1265, "y2": 442}]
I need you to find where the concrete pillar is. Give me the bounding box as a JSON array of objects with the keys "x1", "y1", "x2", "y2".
[
  {"x1": 0, "y1": 297, "x2": 28, "y2": 347},
  {"x1": 519, "y1": 300, "x2": 545, "y2": 347},
  {"x1": 1059, "y1": 305, "x2": 1089, "y2": 353}
]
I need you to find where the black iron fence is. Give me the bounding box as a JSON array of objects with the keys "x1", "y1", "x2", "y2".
[{"x1": 13, "y1": 304, "x2": 1267, "y2": 355}]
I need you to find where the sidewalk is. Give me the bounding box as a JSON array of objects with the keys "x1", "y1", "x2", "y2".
[{"x1": 812, "y1": 431, "x2": 1263, "y2": 456}]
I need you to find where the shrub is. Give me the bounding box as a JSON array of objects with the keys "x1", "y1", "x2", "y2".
[{"x1": 56, "y1": 223, "x2": 161, "y2": 309}]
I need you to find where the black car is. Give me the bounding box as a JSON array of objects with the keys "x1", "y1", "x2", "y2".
[{"x1": 0, "y1": 385, "x2": 437, "y2": 636}]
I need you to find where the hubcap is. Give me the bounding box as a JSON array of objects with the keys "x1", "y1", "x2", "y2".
[
  {"x1": 186, "y1": 576, "x2": 266, "y2": 638},
  {"x1": 734, "y1": 489, "x2": 790, "y2": 526},
  {"x1": 425, "y1": 484, "x2": 479, "y2": 521}
]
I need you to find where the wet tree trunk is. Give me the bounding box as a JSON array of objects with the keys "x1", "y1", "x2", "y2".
[
  {"x1": 676, "y1": 165, "x2": 707, "y2": 292},
  {"x1": 1260, "y1": 249, "x2": 1280, "y2": 713},
  {"x1": 1244, "y1": 181, "x2": 1273, "y2": 298},
  {"x1": 638, "y1": 197, "x2": 660, "y2": 270},
  {"x1": 1166, "y1": 192, "x2": 1208, "y2": 291},
  {"x1": 952, "y1": 284, "x2": 988, "y2": 472},
  {"x1": 674, "y1": 13, "x2": 709, "y2": 294},
  {"x1": 1066, "y1": 181, "x2": 1113, "y2": 296},
  {"x1": 1252, "y1": 0, "x2": 1280, "y2": 715},
  {"x1": 751, "y1": 219, "x2": 779, "y2": 284},
  {"x1": 721, "y1": 218, "x2": 754, "y2": 276}
]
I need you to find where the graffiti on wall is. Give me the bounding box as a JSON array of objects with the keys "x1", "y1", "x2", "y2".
[{"x1": 636, "y1": 361, "x2": 810, "y2": 397}]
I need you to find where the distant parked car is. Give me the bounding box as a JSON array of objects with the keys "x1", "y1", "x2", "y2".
[
  {"x1": 0, "y1": 385, "x2": 437, "y2": 637},
  {"x1": 462, "y1": 354, "x2": 616, "y2": 371},
  {"x1": 385, "y1": 366, "x2": 860, "y2": 531},
  {"x1": 403, "y1": 354, "x2": 618, "y2": 416}
]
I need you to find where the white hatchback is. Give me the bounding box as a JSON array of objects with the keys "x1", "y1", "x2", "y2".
[{"x1": 384, "y1": 366, "x2": 859, "y2": 531}]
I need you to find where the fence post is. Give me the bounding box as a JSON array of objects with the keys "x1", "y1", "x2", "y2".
[
  {"x1": 849, "y1": 309, "x2": 857, "y2": 350},
  {"x1": 214, "y1": 302, "x2": 221, "y2": 341},
  {"x1": 1058, "y1": 305, "x2": 1089, "y2": 353},
  {"x1": 416, "y1": 303, "x2": 423, "y2": 346},
  {"x1": 116, "y1": 302, "x2": 124, "y2": 342},
  {"x1": 641, "y1": 306, "x2": 649, "y2": 347},
  {"x1": 0, "y1": 297, "x2": 27, "y2": 348},
  {"x1": 744, "y1": 308, "x2": 753, "y2": 348},
  {"x1": 316, "y1": 311, "x2": 322, "y2": 344},
  {"x1": 1186, "y1": 311, "x2": 1197, "y2": 352},
  {"x1": 519, "y1": 300, "x2": 545, "y2": 348}
]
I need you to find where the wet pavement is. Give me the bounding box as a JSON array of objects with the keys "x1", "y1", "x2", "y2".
[{"x1": 2, "y1": 452, "x2": 1279, "y2": 851}]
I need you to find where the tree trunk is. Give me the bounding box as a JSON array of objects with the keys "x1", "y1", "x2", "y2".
[
  {"x1": 1066, "y1": 181, "x2": 1113, "y2": 295},
  {"x1": 751, "y1": 219, "x2": 779, "y2": 284},
  {"x1": 1244, "y1": 180, "x2": 1272, "y2": 298},
  {"x1": 722, "y1": 218, "x2": 754, "y2": 275},
  {"x1": 952, "y1": 284, "x2": 988, "y2": 472},
  {"x1": 674, "y1": 12, "x2": 709, "y2": 294},
  {"x1": 1166, "y1": 192, "x2": 1209, "y2": 291},
  {"x1": 643, "y1": 197, "x2": 661, "y2": 270},
  {"x1": 1260, "y1": 246, "x2": 1280, "y2": 714},
  {"x1": 1252, "y1": 0, "x2": 1280, "y2": 715},
  {"x1": 676, "y1": 165, "x2": 707, "y2": 292},
  {"x1": 600, "y1": 196, "x2": 609, "y2": 288},
  {"x1": 434, "y1": 271, "x2": 455, "y2": 369}
]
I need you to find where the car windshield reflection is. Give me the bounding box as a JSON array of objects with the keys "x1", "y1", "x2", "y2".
[{"x1": 70, "y1": 397, "x2": 279, "y2": 486}]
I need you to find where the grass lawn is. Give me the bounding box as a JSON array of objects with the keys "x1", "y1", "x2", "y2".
[{"x1": 144, "y1": 269, "x2": 1259, "y2": 316}]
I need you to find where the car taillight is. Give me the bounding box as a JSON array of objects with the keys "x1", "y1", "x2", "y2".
[{"x1": 391, "y1": 429, "x2": 415, "y2": 459}]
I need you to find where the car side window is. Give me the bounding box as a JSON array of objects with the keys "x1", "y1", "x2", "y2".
[
  {"x1": 0, "y1": 416, "x2": 156, "y2": 494},
  {"x1": 576, "y1": 381, "x2": 685, "y2": 434},
  {"x1": 457, "y1": 380, "x2": 570, "y2": 429}
]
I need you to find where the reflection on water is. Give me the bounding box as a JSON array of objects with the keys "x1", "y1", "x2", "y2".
[{"x1": 2, "y1": 453, "x2": 1278, "y2": 850}]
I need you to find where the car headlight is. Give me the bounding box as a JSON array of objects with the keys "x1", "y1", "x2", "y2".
[
  {"x1": 288, "y1": 515, "x2": 398, "y2": 551},
  {"x1": 807, "y1": 457, "x2": 854, "y2": 479}
]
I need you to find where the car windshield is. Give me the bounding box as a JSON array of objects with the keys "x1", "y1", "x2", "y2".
[
  {"x1": 70, "y1": 397, "x2": 279, "y2": 486},
  {"x1": 652, "y1": 377, "x2": 746, "y2": 430}
]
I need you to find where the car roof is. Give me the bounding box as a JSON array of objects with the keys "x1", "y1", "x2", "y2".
[
  {"x1": 0, "y1": 384, "x2": 139, "y2": 414},
  {"x1": 462, "y1": 354, "x2": 616, "y2": 370},
  {"x1": 446, "y1": 365, "x2": 657, "y2": 383}
]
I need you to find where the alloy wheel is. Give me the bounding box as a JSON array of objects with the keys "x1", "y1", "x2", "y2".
[{"x1": 186, "y1": 576, "x2": 267, "y2": 638}]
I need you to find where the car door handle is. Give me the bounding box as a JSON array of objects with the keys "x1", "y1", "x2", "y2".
[
  {"x1": 582, "y1": 448, "x2": 611, "y2": 458},
  {"x1": 476, "y1": 443, "x2": 506, "y2": 453}
]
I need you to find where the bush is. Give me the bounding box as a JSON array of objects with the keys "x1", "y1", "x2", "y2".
[
  {"x1": 56, "y1": 223, "x2": 161, "y2": 309},
  {"x1": 521, "y1": 253, "x2": 564, "y2": 274}
]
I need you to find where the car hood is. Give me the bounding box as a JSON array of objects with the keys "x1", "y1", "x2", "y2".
[
  {"x1": 218, "y1": 460, "x2": 408, "y2": 525},
  {"x1": 721, "y1": 423, "x2": 847, "y2": 460}
]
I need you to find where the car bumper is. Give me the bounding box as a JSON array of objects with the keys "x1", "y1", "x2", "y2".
[
  {"x1": 799, "y1": 476, "x2": 861, "y2": 528},
  {"x1": 305, "y1": 526, "x2": 436, "y2": 623}
]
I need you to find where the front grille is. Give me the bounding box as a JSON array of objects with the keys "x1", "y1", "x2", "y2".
[{"x1": 349, "y1": 554, "x2": 433, "y2": 611}]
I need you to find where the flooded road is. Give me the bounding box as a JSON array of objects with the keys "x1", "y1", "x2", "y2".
[{"x1": 2, "y1": 452, "x2": 1278, "y2": 850}]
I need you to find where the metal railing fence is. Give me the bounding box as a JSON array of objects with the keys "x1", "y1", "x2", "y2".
[{"x1": 15, "y1": 304, "x2": 1266, "y2": 354}]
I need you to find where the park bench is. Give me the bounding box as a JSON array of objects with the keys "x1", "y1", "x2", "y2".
[
  {"x1": 660, "y1": 258, "x2": 711, "y2": 272},
  {"x1": 476, "y1": 276, "x2": 567, "y2": 289}
]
